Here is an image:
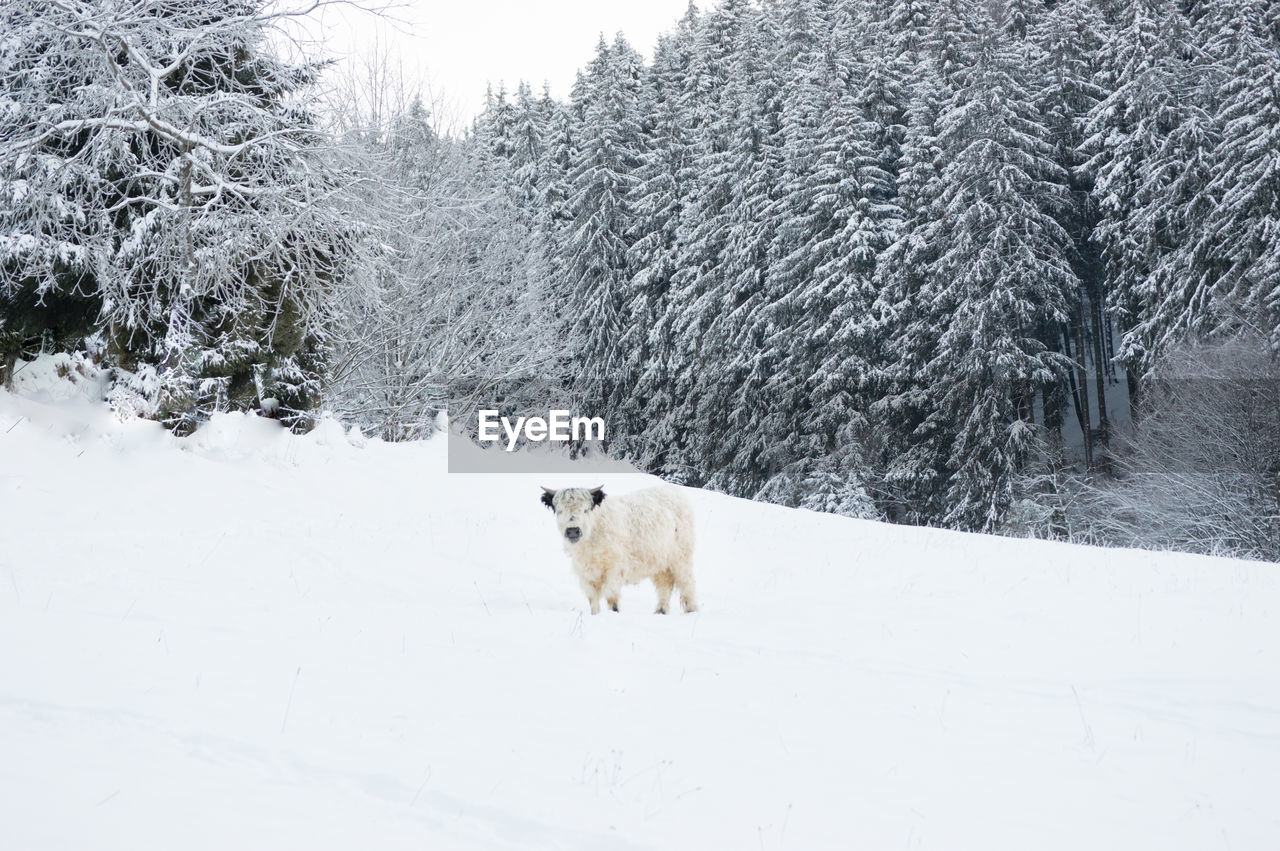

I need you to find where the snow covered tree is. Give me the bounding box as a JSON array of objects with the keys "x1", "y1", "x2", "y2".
[
  {"x1": 881, "y1": 8, "x2": 1078, "y2": 531},
  {"x1": 1083, "y1": 0, "x2": 1203, "y2": 378},
  {"x1": 506, "y1": 82, "x2": 548, "y2": 217},
  {"x1": 560, "y1": 35, "x2": 646, "y2": 398},
  {"x1": 1034, "y1": 0, "x2": 1111, "y2": 453},
  {"x1": 873, "y1": 55, "x2": 948, "y2": 522},
  {"x1": 645, "y1": 0, "x2": 753, "y2": 483},
  {"x1": 538, "y1": 88, "x2": 578, "y2": 228},
  {"x1": 620, "y1": 26, "x2": 696, "y2": 466},
  {"x1": 927, "y1": 0, "x2": 983, "y2": 85},
  {"x1": 322, "y1": 55, "x2": 560, "y2": 441},
  {"x1": 0, "y1": 0, "x2": 361, "y2": 430},
  {"x1": 0, "y1": 3, "x2": 109, "y2": 386},
  {"x1": 693, "y1": 4, "x2": 787, "y2": 496},
  {"x1": 1175, "y1": 0, "x2": 1280, "y2": 344},
  {"x1": 751, "y1": 0, "x2": 885, "y2": 513}
]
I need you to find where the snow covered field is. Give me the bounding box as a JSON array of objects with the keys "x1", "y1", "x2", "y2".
[{"x1": 2, "y1": 359, "x2": 1278, "y2": 850}]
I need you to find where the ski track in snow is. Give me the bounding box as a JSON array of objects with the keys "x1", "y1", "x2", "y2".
[{"x1": 2, "y1": 367, "x2": 1278, "y2": 850}]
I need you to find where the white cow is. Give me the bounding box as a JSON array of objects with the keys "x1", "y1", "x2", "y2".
[{"x1": 541, "y1": 486, "x2": 698, "y2": 615}]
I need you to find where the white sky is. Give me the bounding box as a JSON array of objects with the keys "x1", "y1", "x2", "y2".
[{"x1": 302, "y1": 0, "x2": 699, "y2": 126}]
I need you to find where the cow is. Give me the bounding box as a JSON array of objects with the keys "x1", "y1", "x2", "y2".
[{"x1": 541, "y1": 486, "x2": 698, "y2": 615}]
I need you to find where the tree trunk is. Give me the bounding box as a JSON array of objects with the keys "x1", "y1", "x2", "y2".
[
  {"x1": 1091, "y1": 293, "x2": 1109, "y2": 446},
  {"x1": 0, "y1": 348, "x2": 17, "y2": 390},
  {"x1": 1126, "y1": 364, "x2": 1141, "y2": 419},
  {"x1": 1074, "y1": 303, "x2": 1093, "y2": 470},
  {"x1": 1062, "y1": 327, "x2": 1086, "y2": 435}
]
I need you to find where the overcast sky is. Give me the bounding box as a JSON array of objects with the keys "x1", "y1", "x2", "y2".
[{"x1": 304, "y1": 0, "x2": 699, "y2": 125}]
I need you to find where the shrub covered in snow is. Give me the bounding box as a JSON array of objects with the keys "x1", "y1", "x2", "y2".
[{"x1": 1055, "y1": 335, "x2": 1280, "y2": 562}]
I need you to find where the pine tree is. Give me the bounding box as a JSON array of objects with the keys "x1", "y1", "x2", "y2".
[
  {"x1": 1181, "y1": 0, "x2": 1280, "y2": 340},
  {"x1": 1034, "y1": 0, "x2": 1110, "y2": 450},
  {"x1": 508, "y1": 82, "x2": 546, "y2": 216},
  {"x1": 712, "y1": 1, "x2": 794, "y2": 496},
  {"x1": 622, "y1": 28, "x2": 696, "y2": 467},
  {"x1": 927, "y1": 0, "x2": 983, "y2": 85},
  {"x1": 885, "y1": 9, "x2": 1078, "y2": 531},
  {"x1": 658, "y1": 0, "x2": 753, "y2": 484},
  {"x1": 561, "y1": 35, "x2": 647, "y2": 408},
  {"x1": 874, "y1": 55, "x2": 949, "y2": 523},
  {"x1": 1083, "y1": 0, "x2": 1202, "y2": 376}
]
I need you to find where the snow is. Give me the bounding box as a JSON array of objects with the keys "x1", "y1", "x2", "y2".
[{"x1": 2, "y1": 358, "x2": 1279, "y2": 850}]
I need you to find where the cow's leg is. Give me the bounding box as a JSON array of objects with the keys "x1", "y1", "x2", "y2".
[
  {"x1": 652, "y1": 571, "x2": 674, "y2": 614},
  {"x1": 676, "y1": 570, "x2": 699, "y2": 613},
  {"x1": 603, "y1": 574, "x2": 622, "y2": 612},
  {"x1": 580, "y1": 576, "x2": 603, "y2": 615}
]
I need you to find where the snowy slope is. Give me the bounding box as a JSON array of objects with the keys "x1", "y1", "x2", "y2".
[{"x1": 2, "y1": 362, "x2": 1278, "y2": 851}]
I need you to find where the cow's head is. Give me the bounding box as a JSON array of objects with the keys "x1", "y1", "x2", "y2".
[{"x1": 541, "y1": 486, "x2": 606, "y2": 545}]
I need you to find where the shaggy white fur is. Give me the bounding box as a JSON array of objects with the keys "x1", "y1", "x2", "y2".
[{"x1": 541, "y1": 486, "x2": 697, "y2": 615}]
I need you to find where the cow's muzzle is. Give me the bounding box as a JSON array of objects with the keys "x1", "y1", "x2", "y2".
[{"x1": 565, "y1": 526, "x2": 582, "y2": 543}]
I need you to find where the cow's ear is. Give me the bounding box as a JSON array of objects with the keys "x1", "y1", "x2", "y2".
[
  {"x1": 590, "y1": 486, "x2": 606, "y2": 508},
  {"x1": 540, "y1": 487, "x2": 556, "y2": 511}
]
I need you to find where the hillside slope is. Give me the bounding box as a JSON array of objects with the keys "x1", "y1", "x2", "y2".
[{"x1": 2, "y1": 363, "x2": 1277, "y2": 850}]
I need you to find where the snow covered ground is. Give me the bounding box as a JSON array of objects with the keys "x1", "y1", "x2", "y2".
[{"x1": 2, "y1": 357, "x2": 1278, "y2": 850}]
